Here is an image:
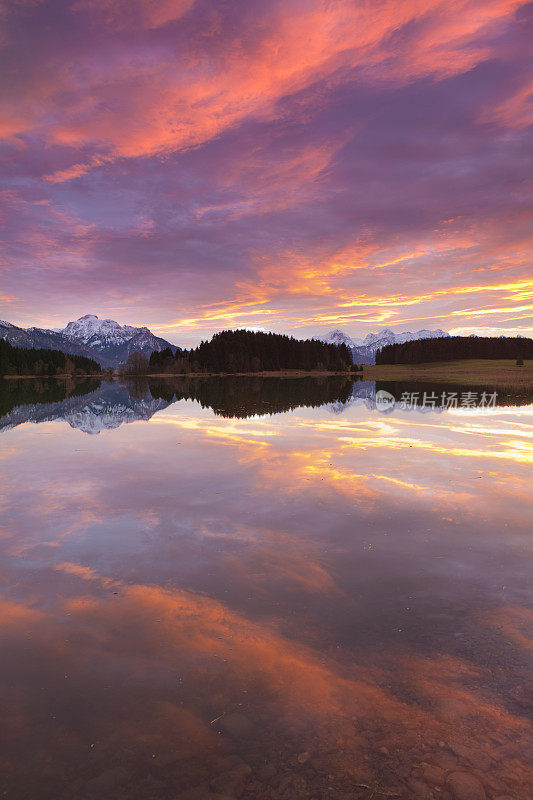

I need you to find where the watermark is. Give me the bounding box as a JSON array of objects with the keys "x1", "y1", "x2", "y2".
[
  {"x1": 375, "y1": 389, "x2": 498, "y2": 412},
  {"x1": 375, "y1": 390, "x2": 395, "y2": 411}
]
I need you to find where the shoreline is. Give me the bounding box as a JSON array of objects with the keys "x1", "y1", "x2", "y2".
[
  {"x1": 3, "y1": 359, "x2": 532, "y2": 386},
  {"x1": 131, "y1": 370, "x2": 355, "y2": 378},
  {"x1": 2, "y1": 370, "x2": 357, "y2": 379}
]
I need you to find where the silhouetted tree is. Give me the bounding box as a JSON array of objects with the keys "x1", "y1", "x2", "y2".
[
  {"x1": 123, "y1": 351, "x2": 149, "y2": 375},
  {"x1": 376, "y1": 336, "x2": 533, "y2": 365},
  {"x1": 147, "y1": 329, "x2": 352, "y2": 374},
  {"x1": 0, "y1": 339, "x2": 101, "y2": 376}
]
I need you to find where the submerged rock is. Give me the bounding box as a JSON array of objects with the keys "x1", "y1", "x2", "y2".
[
  {"x1": 446, "y1": 771, "x2": 486, "y2": 800},
  {"x1": 210, "y1": 758, "x2": 251, "y2": 797},
  {"x1": 407, "y1": 778, "x2": 432, "y2": 799},
  {"x1": 421, "y1": 764, "x2": 445, "y2": 786},
  {"x1": 82, "y1": 766, "x2": 131, "y2": 794}
]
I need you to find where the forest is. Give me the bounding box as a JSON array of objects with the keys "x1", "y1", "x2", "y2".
[
  {"x1": 0, "y1": 338, "x2": 102, "y2": 376},
  {"x1": 376, "y1": 335, "x2": 533, "y2": 364},
  {"x1": 145, "y1": 329, "x2": 353, "y2": 374}
]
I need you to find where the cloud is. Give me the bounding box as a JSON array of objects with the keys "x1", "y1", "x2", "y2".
[
  {"x1": 485, "y1": 77, "x2": 533, "y2": 127},
  {"x1": 0, "y1": 0, "x2": 531, "y2": 337},
  {"x1": 0, "y1": 0, "x2": 527, "y2": 178},
  {"x1": 72, "y1": 0, "x2": 196, "y2": 31}
]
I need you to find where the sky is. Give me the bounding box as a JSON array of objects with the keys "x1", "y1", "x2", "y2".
[{"x1": 0, "y1": 0, "x2": 532, "y2": 347}]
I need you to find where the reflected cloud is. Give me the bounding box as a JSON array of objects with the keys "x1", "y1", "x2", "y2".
[
  {"x1": 1, "y1": 377, "x2": 532, "y2": 797},
  {"x1": 0, "y1": 565, "x2": 530, "y2": 796}
]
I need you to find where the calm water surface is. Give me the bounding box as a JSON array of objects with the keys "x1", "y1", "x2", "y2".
[{"x1": 1, "y1": 378, "x2": 532, "y2": 800}]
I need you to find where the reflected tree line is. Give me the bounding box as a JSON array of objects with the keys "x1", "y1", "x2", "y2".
[
  {"x1": 0, "y1": 375, "x2": 356, "y2": 425},
  {"x1": 1, "y1": 374, "x2": 532, "y2": 430},
  {"x1": 140, "y1": 375, "x2": 355, "y2": 417},
  {"x1": 0, "y1": 377, "x2": 102, "y2": 418}
]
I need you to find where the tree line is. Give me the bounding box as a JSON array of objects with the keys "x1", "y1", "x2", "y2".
[
  {"x1": 133, "y1": 329, "x2": 353, "y2": 374},
  {"x1": 376, "y1": 336, "x2": 533, "y2": 364},
  {"x1": 0, "y1": 338, "x2": 102, "y2": 376}
]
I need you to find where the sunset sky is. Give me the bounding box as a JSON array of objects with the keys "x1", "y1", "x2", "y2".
[{"x1": 1, "y1": 0, "x2": 531, "y2": 347}]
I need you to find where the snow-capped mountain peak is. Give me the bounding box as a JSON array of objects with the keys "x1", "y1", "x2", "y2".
[
  {"x1": 319, "y1": 326, "x2": 449, "y2": 363},
  {"x1": 363, "y1": 328, "x2": 395, "y2": 344},
  {"x1": 357, "y1": 328, "x2": 449, "y2": 361},
  {"x1": 390, "y1": 328, "x2": 448, "y2": 344},
  {"x1": 0, "y1": 314, "x2": 179, "y2": 366},
  {"x1": 322, "y1": 329, "x2": 360, "y2": 347},
  {"x1": 61, "y1": 314, "x2": 147, "y2": 346}
]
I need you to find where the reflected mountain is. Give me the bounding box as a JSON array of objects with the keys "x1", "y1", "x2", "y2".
[
  {"x1": 0, "y1": 378, "x2": 171, "y2": 434},
  {"x1": 0, "y1": 375, "x2": 356, "y2": 433},
  {"x1": 332, "y1": 379, "x2": 377, "y2": 412},
  {"x1": 1, "y1": 375, "x2": 531, "y2": 434}
]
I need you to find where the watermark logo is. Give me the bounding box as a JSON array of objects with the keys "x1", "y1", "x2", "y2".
[{"x1": 375, "y1": 389, "x2": 396, "y2": 411}]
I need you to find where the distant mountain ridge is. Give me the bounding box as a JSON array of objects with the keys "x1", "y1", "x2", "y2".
[
  {"x1": 321, "y1": 327, "x2": 449, "y2": 364},
  {"x1": 0, "y1": 315, "x2": 178, "y2": 367},
  {"x1": 1, "y1": 316, "x2": 448, "y2": 368}
]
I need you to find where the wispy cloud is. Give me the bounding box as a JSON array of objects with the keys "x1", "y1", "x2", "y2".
[{"x1": 0, "y1": 0, "x2": 530, "y2": 339}]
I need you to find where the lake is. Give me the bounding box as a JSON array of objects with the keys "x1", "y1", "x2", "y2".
[{"x1": 1, "y1": 377, "x2": 531, "y2": 800}]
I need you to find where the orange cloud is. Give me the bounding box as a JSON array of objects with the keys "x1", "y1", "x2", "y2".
[
  {"x1": 0, "y1": 0, "x2": 521, "y2": 180},
  {"x1": 484, "y1": 77, "x2": 533, "y2": 128}
]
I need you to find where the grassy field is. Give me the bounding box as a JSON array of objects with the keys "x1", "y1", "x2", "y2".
[
  {"x1": 363, "y1": 359, "x2": 533, "y2": 387},
  {"x1": 5, "y1": 362, "x2": 533, "y2": 387}
]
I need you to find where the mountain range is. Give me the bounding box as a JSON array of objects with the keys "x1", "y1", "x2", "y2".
[
  {"x1": 0, "y1": 314, "x2": 449, "y2": 368},
  {"x1": 321, "y1": 327, "x2": 449, "y2": 364},
  {"x1": 0, "y1": 314, "x2": 178, "y2": 367}
]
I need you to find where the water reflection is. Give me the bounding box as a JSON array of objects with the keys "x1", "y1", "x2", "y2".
[
  {"x1": 0, "y1": 378, "x2": 532, "y2": 798},
  {"x1": 374, "y1": 381, "x2": 533, "y2": 413},
  {"x1": 0, "y1": 376, "x2": 102, "y2": 428},
  {"x1": 0, "y1": 375, "x2": 355, "y2": 432},
  {"x1": 143, "y1": 374, "x2": 355, "y2": 418},
  {"x1": 1, "y1": 375, "x2": 531, "y2": 435}
]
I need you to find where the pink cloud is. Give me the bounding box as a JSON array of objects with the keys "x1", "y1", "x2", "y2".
[
  {"x1": 0, "y1": 0, "x2": 527, "y2": 182},
  {"x1": 0, "y1": 0, "x2": 530, "y2": 338}
]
